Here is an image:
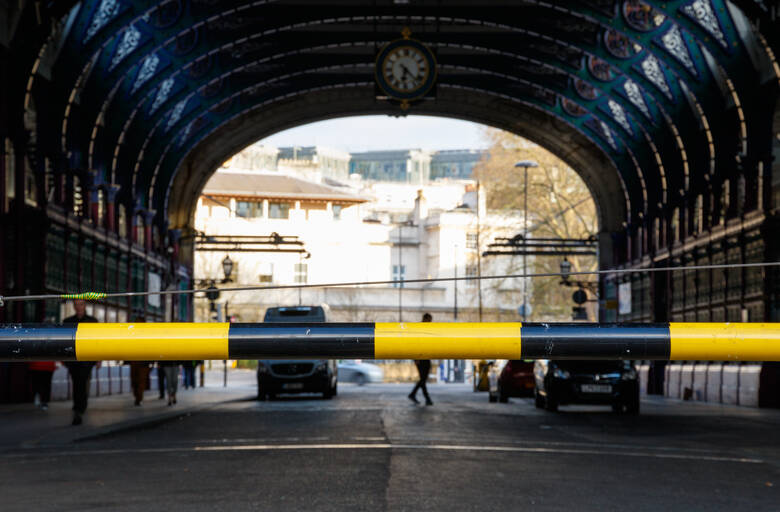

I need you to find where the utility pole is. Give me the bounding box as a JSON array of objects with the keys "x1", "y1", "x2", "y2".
[
  {"x1": 476, "y1": 180, "x2": 483, "y2": 322},
  {"x1": 515, "y1": 160, "x2": 539, "y2": 321},
  {"x1": 398, "y1": 222, "x2": 403, "y2": 322},
  {"x1": 454, "y1": 244, "x2": 458, "y2": 320}
]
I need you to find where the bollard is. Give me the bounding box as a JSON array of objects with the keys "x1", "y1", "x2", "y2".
[{"x1": 0, "y1": 322, "x2": 779, "y2": 362}]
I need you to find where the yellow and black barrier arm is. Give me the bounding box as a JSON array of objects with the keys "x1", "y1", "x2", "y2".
[{"x1": 0, "y1": 322, "x2": 779, "y2": 362}]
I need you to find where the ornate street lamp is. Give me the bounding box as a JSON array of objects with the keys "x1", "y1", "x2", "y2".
[
  {"x1": 560, "y1": 258, "x2": 572, "y2": 283},
  {"x1": 222, "y1": 254, "x2": 234, "y2": 282}
]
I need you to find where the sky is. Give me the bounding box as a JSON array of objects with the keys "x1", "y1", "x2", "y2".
[{"x1": 259, "y1": 115, "x2": 490, "y2": 152}]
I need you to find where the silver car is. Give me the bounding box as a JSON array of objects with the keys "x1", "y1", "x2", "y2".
[{"x1": 337, "y1": 361, "x2": 384, "y2": 385}]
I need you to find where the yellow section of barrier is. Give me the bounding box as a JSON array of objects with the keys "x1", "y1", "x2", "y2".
[
  {"x1": 75, "y1": 323, "x2": 230, "y2": 361},
  {"x1": 669, "y1": 323, "x2": 780, "y2": 361},
  {"x1": 374, "y1": 322, "x2": 522, "y2": 359}
]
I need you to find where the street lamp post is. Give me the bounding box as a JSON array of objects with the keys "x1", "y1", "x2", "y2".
[{"x1": 515, "y1": 160, "x2": 539, "y2": 321}]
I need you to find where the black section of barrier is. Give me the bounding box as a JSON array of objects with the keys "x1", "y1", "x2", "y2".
[
  {"x1": 0, "y1": 325, "x2": 78, "y2": 360},
  {"x1": 229, "y1": 323, "x2": 375, "y2": 359},
  {"x1": 520, "y1": 323, "x2": 670, "y2": 360}
]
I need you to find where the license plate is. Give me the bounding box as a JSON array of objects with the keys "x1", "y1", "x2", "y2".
[
  {"x1": 282, "y1": 383, "x2": 304, "y2": 390},
  {"x1": 580, "y1": 384, "x2": 611, "y2": 394}
]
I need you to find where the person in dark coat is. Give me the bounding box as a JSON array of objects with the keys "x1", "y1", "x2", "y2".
[
  {"x1": 127, "y1": 317, "x2": 151, "y2": 406},
  {"x1": 408, "y1": 313, "x2": 434, "y2": 406},
  {"x1": 29, "y1": 361, "x2": 57, "y2": 410},
  {"x1": 62, "y1": 299, "x2": 98, "y2": 425}
]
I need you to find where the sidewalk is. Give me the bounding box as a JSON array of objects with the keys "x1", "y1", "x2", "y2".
[{"x1": 0, "y1": 369, "x2": 257, "y2": 450}]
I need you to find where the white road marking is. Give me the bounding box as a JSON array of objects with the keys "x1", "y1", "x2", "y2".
[{"x1": 1, "y1": 443, "x2": 764, "y2": 464}]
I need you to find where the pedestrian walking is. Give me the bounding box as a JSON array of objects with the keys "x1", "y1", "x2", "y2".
[
  {"x1": 408, "y1": 313, "x2": 434, "y2": 406},
  {"x1": 29, "y1": 361, "x2": 57, "y2": 410},
  {"x1": 182, "y1": 360, "x2": 196, "y2": 389},
  {"x1": 127, "y1": 317, "x2": 152, "y2": 406},
  {"x1": 156, "y1": 362, "x2": 166, "y2": 399},
  {"x1": 62, "y1": 299, "x2": 98, "y2": 425},
  {"x1": 159, "y1": 361, "x2": 180, "y2": 406}
]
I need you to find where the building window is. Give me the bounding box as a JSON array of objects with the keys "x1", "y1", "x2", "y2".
[
  {"x1": 466, "y1": 232, "x2": 478, "y2": 249},
  {"x1": 118, "y1": 204, "x2": 127, "y2": 238},
  {"x1": 332, "y1": 204, "x2": 342, "y2": 220},
  {"x1": 269, "y1": 202, "x2": 290, "y2": 219},
  {"x1": 135, "y1": 214, "x2": 145, "y2": 247},
  {"x1": 236, "y1": 200, "x2": 262, "y2": 218},
  {"x1": 4, "y1": 138, "x2": 15, "y2": 212},
  {"x1": 392, "y1": 265, "x2": 406, "y2": 288},
  {"x1": 73, "y1": 175, "x2": 83, "y2": 216},
  {"x1": 466, "y1": 264, "x2": 478, "y2": 286},
  {"x1": 97, "y1": 188, "x2": 106, "y2": 227},
  {"x1": 24, "y1": 157, "x2": 37, "y2": 207},
  {"x1": 258, "y1": 262, "x2": 273, "y2": 283},
  {"x1": 720, "y1": 179, "x2": 730, "y2": 222},
  {"x1": 294, "y1": 263, "x2": 308, "y2": 284},
  {"x1": 694, "y1": 195, "x2": 703, "y2": 234}
]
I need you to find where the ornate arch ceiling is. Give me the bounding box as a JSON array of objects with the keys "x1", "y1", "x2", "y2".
[{"x1": 15, "y1": 0, "x2": 780, "y2": 231}]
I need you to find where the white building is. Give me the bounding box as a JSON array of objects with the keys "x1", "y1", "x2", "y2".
[{"x1": 194, "y1": 166, "x2": 529, "y2": 324}]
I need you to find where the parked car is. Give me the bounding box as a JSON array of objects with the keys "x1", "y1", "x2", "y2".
[
  {"x1": 257, "y1": 305, "x2": 338, "y2": 400},
  {"x1": 489, "y1": 360, "x2": 535, "y2": 403},
  {"x1": 337, "y1": 361, "x2": 384, "y2": 385},
  {"x1": 533, "y1": 360, "x2": 640, "y2": 414}
]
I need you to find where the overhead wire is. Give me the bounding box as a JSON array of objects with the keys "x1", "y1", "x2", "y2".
[{"x1": 0, "y1": 261, "x2": 778, "y2": 305}]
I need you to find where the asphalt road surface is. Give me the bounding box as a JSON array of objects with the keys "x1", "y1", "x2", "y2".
[{"x1": 1, "y1": 382, "x2": 778, "y2": 511}]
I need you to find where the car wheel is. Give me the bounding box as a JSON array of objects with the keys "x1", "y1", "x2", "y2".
[
  {"x1": 498, "y1": 385, "x2": 509, "y2": 403},
  {"x1": 488, "y1": 392, "x2": 497, "y2": 403},
  {"x1": 625, "y1": 392, "x2": 640, "y2": 415},
  {"x1": 355, "y1": 373, "x2": 367, "y2": 386},
  {"x1": 544, "y1": 392, "x2": 558, "y2": 412},
  {"x1": 535, "y1": 390, "x2": 544, "y2": 409},
  {"x1": 323, "y1": 382, "x2": 335, "y2": 399}
]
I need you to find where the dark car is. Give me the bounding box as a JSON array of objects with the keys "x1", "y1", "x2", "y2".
[
  {"x1": 489, "y1": 360, "x2": 535, "y2": 403},
  {"x1": 256, "y1": 305, "x2": 338, "y2": 400},
  {"x1": 534, "y1": 360, "x2": 640, "y2": 414}
]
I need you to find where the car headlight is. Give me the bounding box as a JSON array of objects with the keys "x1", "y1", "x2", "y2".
[
  {"x1": 257, "y1": 362, "x2": 268, "y2": 373},
  {"x1": 314, "y1": 362, "x2": 328, "y2": 372},
  {"x1": 621, "y1": 369, "x2": 637, "y2": 380},
  {"x1": 553, "y1": 368, "x2": 570, "y2": 379}
]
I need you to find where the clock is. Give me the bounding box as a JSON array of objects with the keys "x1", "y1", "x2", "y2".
[{"x1": 375, "y1": 30, "x2": 437, "y2": 102}]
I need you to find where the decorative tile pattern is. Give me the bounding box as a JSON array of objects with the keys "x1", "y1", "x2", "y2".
[
  {"x1": 681, "y1": 0, "x2": 728, "y2": 49},
  {"x1": 130, "y1": 53, "x2": 160, "y2": 95},
  {"x1": 661, "y1": 25, "x2": 697, "y2": 75},
  {"x1": 641, "y1": 55, "x2": 672, "y2": 99},
  {"x1": 608, "y1": 100, "x2": 633, "y2": 135},
  {"x1": 623, "y1": 79, "x2": 651, "y2": 119},
  {"x1": 600, "y1": 121, "x2": 618, "y2": 150},
  {"x1": 178, "y1": 120, "x2": 194, "y2": 146},
  {"x1": 84, "y1": 0, "x2": 120, "y2": 43},
  {"x1": 109, "y1": 25, "x2": 141, "y2": 71},
  {"x1": 150, "y1": 78, "x2": 175, "y2": 114},
  {"x1": 166, "y1": 98, "x2": 188, "y2": 132},
  {"x1": 561, "y1": 98, "x2": 588, "y2": 117}
]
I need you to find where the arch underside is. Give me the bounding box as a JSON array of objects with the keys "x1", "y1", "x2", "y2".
[{"x1": 5, "y1": 0, "x2": 778, "y2": 269}]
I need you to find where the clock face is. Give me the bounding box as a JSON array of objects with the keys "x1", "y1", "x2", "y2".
[
  {"x1": 375, "y1": 38, "x2": 437, "y2": 101},
  {"x1": 382, "y1": 46, "x2": 430, "y2": 93}
]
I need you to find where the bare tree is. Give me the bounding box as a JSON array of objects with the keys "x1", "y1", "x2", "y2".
[{"x1": 474, "y1": 128, "x2": 598, "y2": 320}]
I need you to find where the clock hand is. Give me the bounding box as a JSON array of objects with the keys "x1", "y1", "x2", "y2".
[{"x1": 400, "y1": 64, "x2": 415, "y2": 80}]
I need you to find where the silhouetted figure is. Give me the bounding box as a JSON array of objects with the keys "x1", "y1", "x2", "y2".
[
  {"x1": 128, "y1": 317, "x2": 151, "y2": 406},
  {"x1": 29, "y1": 361, "x2": 57, "y2": 410},
  {"x1": 408, "y1": 313, "x2": 434, "y2": 406},
  {"x1": 159, "y1": 361, "x2": 180, "y2": 406},
  {"x1": 156, "y1": 362, "x2": 166, "y2": 399},
  {"x1": 62, "y1": 299, "x2": 98, "y2": 425}
]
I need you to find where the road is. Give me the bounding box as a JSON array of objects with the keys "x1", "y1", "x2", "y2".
[{"x1": 1, "y1": 380, "x2": 778, "y2": 511}]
